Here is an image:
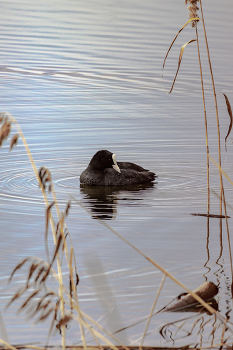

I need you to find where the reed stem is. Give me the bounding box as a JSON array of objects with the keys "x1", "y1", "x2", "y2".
[
  {"x1": 199, "y1": 1, "x2": 233, "y2": 291},
  {"x1": 199, "y1": 0, "x2": 223, "y2": 217},
  {"x1": 140, "y1": 274, "x2": 166, "y2": 349},
  {"x1": 195, "y1": 24, "x2": 209, "y2": 215},
  {"x1": 10, "y1": 115, "x2": 66, "y2": 350}
]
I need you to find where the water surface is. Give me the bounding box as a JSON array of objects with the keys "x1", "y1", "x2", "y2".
[{"x1": 1, "y1": 0, "x2": 233, "y2": 347}]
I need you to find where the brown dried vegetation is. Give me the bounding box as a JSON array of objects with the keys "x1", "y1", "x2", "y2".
[
  {"x1": 185, "y1": 0, "x2": 200, "y2": 27},
  {"x1": 0, "y1": 117, "x2": 12, "y2": 147},
  {"x1": 39, "y1": 166, "x2": 52, "y2": 192}
]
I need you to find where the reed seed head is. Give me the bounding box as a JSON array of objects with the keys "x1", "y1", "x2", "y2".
[
  {"x1": 38, "y1": 166, "x2": 52, "y2": 191},
  {"x1": 9, "y1": 133, "x2": 19, "y2": 151},
  {"x1": 0, "y1": 118, "x2": 11, "y2": 147},
  {"x1": 185, "y1": 0, "x2": 199, "y2": 27}
]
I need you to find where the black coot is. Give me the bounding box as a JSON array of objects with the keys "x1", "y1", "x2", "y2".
[{"x1": 80, "y1": 150, "x2": 156, "y2": 186}]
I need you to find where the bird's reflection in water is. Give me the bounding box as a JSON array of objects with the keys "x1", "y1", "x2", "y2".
[{"x1": 80, "y1": 182, "x2": 155, "y2": 220}]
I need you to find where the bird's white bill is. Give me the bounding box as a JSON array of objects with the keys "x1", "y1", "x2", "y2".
[
  {"x1": 112, "y1": 164, "x2": 121, "y2": 173},
  {"x1": 112, "y1": 154, "x2": 121, "y2": 173}
]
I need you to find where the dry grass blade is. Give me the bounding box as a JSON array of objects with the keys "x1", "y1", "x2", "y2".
[
  {"x1": 50, "y1": 234, "x2": 63, "y2": 268},
  {"x1": 69, "y1": 247, "x2": 74, "y2": 303},
  {"x1": 208, "y1": 155, "x2": 233, "y2": 187},
  {"x1": 162, "y1": 17, "x2": 200, "y2": 70},
  {"x1": 35, "y1": 266, "x2": 47, "y2": 283},
  {"x1": 30, "y1": 292, "x2": 57, "y2": 318},
  {"x1": 9, "y1": 133, "x2": 19, "y2": 151},
  {"x1": 5, "y1": 285, "x2": 31, "y2": 310},
  {"x1": 41, "y1": 234, "x2": 63, "y2": 283},
  {"x1": 140, "y1": 274, "x2": 166, "y2": 349},
  {"x1": 8, "y1": 258, "x2": 30, "y2": 283},
  {"x1": 39, "y1": 308, "x2": 54, "y2": 322},
  {"x1": 167, "y1": 39, "x2": 196, "y2": 94},
  {"x1": 80, "y1": 319, "x2": 105, "y2": 350},
  {"x1": 45, "y1": 202, "x2": 55, "y2": 264},
  {"x1": 40, "y1": 267, "x2": 51, "y2": 284},
  {"x1": 73, "y1": 311, "x2": 124, "y2": 350},
  {"x1": 67, "y1": 249, "x2": 86, "y2": 350},
  {"x1": 65, "y1": 201, "x2": 71, "y2": 217},
  {"x1": 45, "y1": 300, "x2": 60, "y2": 348},
  {"x1": 27, "y1": 262, "x2": 40, "y2": 285},
  {"x1": 162, "y1": 17, "x2": 200, "y2": 92},
  {"x1": 66, "y1": 297, "x2": 129, "y2": 350},
  {"x1": 223, "y1": 93, "x2": 233, "y2": 151},
  {"x1": 0, "y1": 339, "x2": 18, "y2": 350},
  {"x1": 18, "y1": 289, "x2": 41, "y2": 312}
]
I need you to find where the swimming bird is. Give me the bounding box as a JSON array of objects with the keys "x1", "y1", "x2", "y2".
[{"x1": 80, "y1": 150, "x2": 156, "y2": 186}]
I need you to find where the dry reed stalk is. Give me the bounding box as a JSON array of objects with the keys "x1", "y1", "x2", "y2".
[
  {"x1": 61, "y1": 282, "x2": 130, "y2": 350},
  {"x1": 0, "y1": 339, "x2": 18, "y2": 350},
  {"x1": 74, "y1": 314, "x2": 119, "y2": 350},
  {"x1": 6, "y1": 114, "x2": 66, "y2": 350},
  {"x1": 72, "y1": 196, "x2": 233, "y2": 332},
  {"x1": 208, "y1": 156, "x2": 233, "y2": 187},
  {"x1": 139, "y1": 274, "x2": 166, "y2": 349},
  {"x1": 67, "y1": 307, "x2": 119, "y2": 350},
  {"x1": 195, "y1": 25, "x2": 210, "y2": 216},
  {"x1": 79, "y1": 311, "x2": 130, "y2": 350},
  {"x1": 49, "y1": 195, "x2": 87, "y2": 349},
  {"x1": 76, "y1": 312, "x2": 104, "y2": 350},
  {"x1": 186, "y1": 0, "x2": 233, "y2": 297},
  {"x1": 199, "y1": 0, "x2": 223, "y2": 218},
  {"x1": 69, "y1": 246, "x2": 87, "y2": 350},
  {"x1": 208, "y1": 155, "x2": 233, "y2": 291}
]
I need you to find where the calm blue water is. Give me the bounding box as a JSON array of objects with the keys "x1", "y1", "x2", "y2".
[{"x1": 0, "y1": 0, "x2": 233, "y2": 347}]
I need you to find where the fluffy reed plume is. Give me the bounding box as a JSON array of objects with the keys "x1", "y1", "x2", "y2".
[{"x1": 185, "y1": 0, "x2": 200, "y2": 27}]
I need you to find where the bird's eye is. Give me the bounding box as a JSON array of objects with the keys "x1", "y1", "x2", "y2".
[{"x1": 109, "y1": 159, "x2": 111, "y2": 161}]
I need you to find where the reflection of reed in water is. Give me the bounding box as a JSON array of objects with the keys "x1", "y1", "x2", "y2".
[
  {"x1": 159, "y1": 282, "x2": 221, "y2": 346},
  {"x1": 80, "y1": 182, "x2": 155, "y2": 220}
]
